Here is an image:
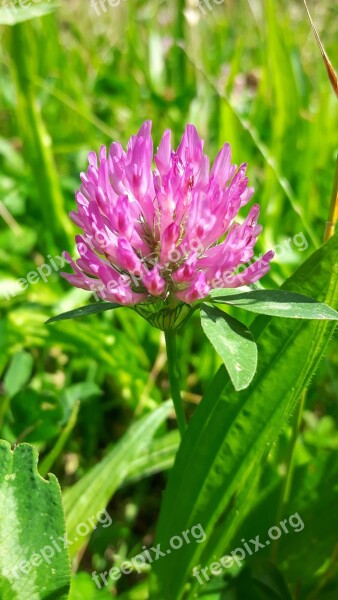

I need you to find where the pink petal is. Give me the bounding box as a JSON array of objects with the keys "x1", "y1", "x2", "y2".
[
  {"x1": 142, "y1": 265, "x2": 166, "y2": 296},
  {"x1": 223, "y1": 250, "x2": 274, "y2": 288},
  {"x1": 211, "y1": 142, "x2": 236, "y2": 188},
  {"x1": 175, "y1": 271, "x2": 210, "y2": 303}
]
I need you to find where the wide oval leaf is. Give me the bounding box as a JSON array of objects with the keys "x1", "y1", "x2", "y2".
[
  {"x1": 200, "y1": 304, "x2": 258, "y2": 391},
  {"x1": 0, "y1": 440, "x2": 70, "y2": 600}
]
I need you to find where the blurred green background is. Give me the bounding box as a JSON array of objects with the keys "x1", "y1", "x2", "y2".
[{"x1": 0, "y1": 0, "x2": 337, "y2": 598}]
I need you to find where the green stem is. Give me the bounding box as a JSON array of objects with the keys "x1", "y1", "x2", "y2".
[
  {"x1": 271, "y1": 390, "x2": 307, "y2": 563},
  {"x1": 39, "y1": 401, "x2": 80, "y2": 477},
  {"x1": 0, "y1": 397, "x2": 10, "y2": 432},
  {"x1": 164, "y1": 330, "x2": 187, "y2": 438}
]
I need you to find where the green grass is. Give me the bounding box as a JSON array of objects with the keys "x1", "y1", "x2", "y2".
[{"x1": 0, "y1": 1, "x2": 337, "y2": 598}]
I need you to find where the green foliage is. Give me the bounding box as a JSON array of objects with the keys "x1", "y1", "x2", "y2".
[
  {"x1": 0, "y1": 1, "x2": 337, "y2": 599},
  {"x1": 200, "y1": 303, "x2": 258, "y2": 390},
  {"x1": 63, "y1": 401, "x2": 173, "y2": 559},
  {"x1": 209, "y1": 288, "x2": 338, "y2": 319},
  {"x1": 46, "y1": 302, "x2": 121, "y2": 323},
  {"x1": 0, "y1": 440, "x2": 70, "y2": 599},
  {"x1": 3, "y1": 351, "x2": 33, "y2": 398},
  {"x1": 0, "y1": 3, "x2": 57, "y2": 25},
  {"x1": 69, "y1": 572, "x2": 112, "y2": 599},
  {"x1": 151, "y1": 234, "x2": 337, "y2": 600}
]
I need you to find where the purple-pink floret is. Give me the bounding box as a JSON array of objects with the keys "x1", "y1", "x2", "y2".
[{"x1": 62, "y1": 122, "x2": 274, "y2": 305}]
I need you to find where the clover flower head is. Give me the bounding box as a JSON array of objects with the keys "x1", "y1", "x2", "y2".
[{"x1": 62, "y1": 121, "x2": 273, "y2": 308}]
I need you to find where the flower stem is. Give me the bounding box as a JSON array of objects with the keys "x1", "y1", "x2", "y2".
[{"x1": 164, "y1": 331, "x2": 187, "y2": 438}]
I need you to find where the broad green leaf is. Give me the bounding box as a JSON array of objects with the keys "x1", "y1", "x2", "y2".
[
  {"x1": 64, "y1": 401, "x2": 173, "y2": 559},
  {"x1": 200, "y1": 304, "x2": 258, "y2": 391},
  {"x1": 0, "y1": 440, "x2": 70, "y2": 600},
  {"x1": 210, "y1": 288, "x2": 338, "y2": 319},
  {"x1": 0, "y1": 3, "x2": 57, "y2": 26},
  {"x1": 150, "y1": 233, "x2": 337, "y2": 600},
  {"x1": 1, "y1": 351, "x2": 34, "y2": 428},
  {"x1": 3, "y1": 351, "x2": 33, "y2": 398},
  {"x1": 45, "y1": 301, "x2": 121, "y2": 323}
]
